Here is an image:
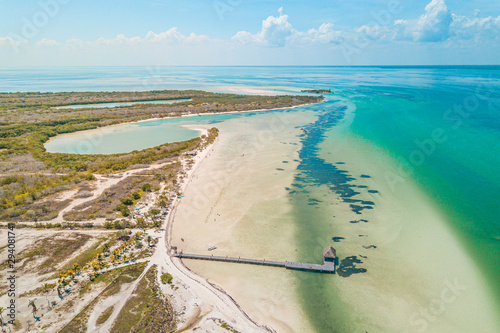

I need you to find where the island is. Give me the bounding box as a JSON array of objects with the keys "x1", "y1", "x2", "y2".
[{"x1": 301, "y1": 89, "x2": 331, "y2": 93}]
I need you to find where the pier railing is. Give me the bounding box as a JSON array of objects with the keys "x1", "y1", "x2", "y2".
[{"x1": 173, "y1": 252, "x2": 335, "y2": 273}]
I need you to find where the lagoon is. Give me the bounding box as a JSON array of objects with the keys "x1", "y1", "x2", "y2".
[{"x1": 45, "y1": 112, "x2": 242, "y2": 155}]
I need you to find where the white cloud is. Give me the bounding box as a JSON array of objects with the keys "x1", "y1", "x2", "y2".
[
  {"x1": 260, "y1": 8, "x2": 294, "y2": 46},
  {"x1": 146, "y1": 28, "x2": 209, "y2": 43},
  {"x1": 378, "y1": 0, "x2": 452, "y2": 42},
  {"x1": 451, "y1": 14, "x2": 500, "y2": 41},
  {"x1": 64, "y1": 38, "x2": 85, "y2": 49},
  {"x1": 412, "y1": 0, "x2": 452, "y2": 42},
  {"x1": 233, "y1": 8, "x2": 343, "y2": 47},
  {"x1": 95, "y1": 34, "x2": 141, "y2": 46},
  {"x1": 233, "y1": 7, "x2": 294, "y2": 47},
  {"x1": 355, "y1": 0, "x2": 499, "y2": 44},
  {"x1": 0, "y1": 36, "x2": 23, "y2": 49},
  {"x1": 52, "y1": 29, "x2": 211, "y2": 51},
  {"x1": 293, "y1": 23, "x2": 344, "y2": 44},
  {"x1": 356, "y1": 25, "x2": 395, "y2": 41},
  {"x1": 36, "y1": 39, "x2": 60, "y2": 47}
]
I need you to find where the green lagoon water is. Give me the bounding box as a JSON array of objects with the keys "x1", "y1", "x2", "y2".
[
  {"x1": 10, "y1": 66, "x2": 500, "y2": 331},
  {"x1": 45, "y1": 113, "x2": 239, "y2": 154}
]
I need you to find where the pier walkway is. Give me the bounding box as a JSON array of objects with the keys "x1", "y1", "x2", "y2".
[{"x1": 173, "y1": 248, "x2": 336, "y2": 274}]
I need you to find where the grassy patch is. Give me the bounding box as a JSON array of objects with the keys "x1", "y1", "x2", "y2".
[
  {"x1": 0, "y1": 233, "x2": 92, "y2": 275},
  {"x1": 214, "y1": 319, "x2": 241, "y2": 333},
  {"x1": 111, "y1": 265, "x2": 175, "y2": 332},
  {"x1": 96, "y1": 305, "x2": 114, "y2": 325},
  {"x1": 79, "y1": 261, "x2": 144, "y2": 296},
  {"x1": 101, "y1": 263, "x2": 145, "y2": 297}
]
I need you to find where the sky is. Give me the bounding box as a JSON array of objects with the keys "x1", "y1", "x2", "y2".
[{"x1": 0, "y1": 0, "x2": 499, "y2": 66}]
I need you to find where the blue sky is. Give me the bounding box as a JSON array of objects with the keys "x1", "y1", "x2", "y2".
[{"x1": 0, "y1": 0, "x2": 499, "y2": 66}]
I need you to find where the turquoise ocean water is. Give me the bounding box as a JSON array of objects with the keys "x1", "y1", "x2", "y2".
[{"x1": 2, "y1": 66, "x2": 499, "y2": 331}]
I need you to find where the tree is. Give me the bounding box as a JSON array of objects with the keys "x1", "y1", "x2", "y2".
[
  {"x1": 61, "y1": 279, "x2": 70, "y2": 290},
  {"x1": 42, "y1": 283, "x2": 52, "y2": 310},
  {"x1": 72, "y1": 263, "x2": 81, "y2": 275},
  {"x1": 28, "y1": 299, "x2": 38, "y2": 321},
  {"x1": 149, "y1": 209, "x2": 160, "y2": 216},
  {"x1": 115, "y1": 204, "x2": 131, "y2": 217},
  {"x1": 147, "y1": 236, "x2": 152, "y2": 246},
  {"x1": 141, "y1": 183, "x2": 151, "y2": 192},
  {"x1": 120, "y1": 197, "x2": 134, "y2": 206}
]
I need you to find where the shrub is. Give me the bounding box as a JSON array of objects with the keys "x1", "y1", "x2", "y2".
[
  {"x1": 113, "y1": 220, "x2": 125, "y2": 229},
  {"x1": 120, "y1": 197, "x2": 134, "y2": 206},
  {"x1": 116, "y1": 204, "x2": 130, "y2": 217},
  {"x1": 161, "y1": 273, "x2": 173, "y2": 284}
]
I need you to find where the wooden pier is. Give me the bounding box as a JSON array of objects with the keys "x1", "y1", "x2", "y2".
[{"x1": 173, "y1": 246, "x2": 337, "y2": 274}]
